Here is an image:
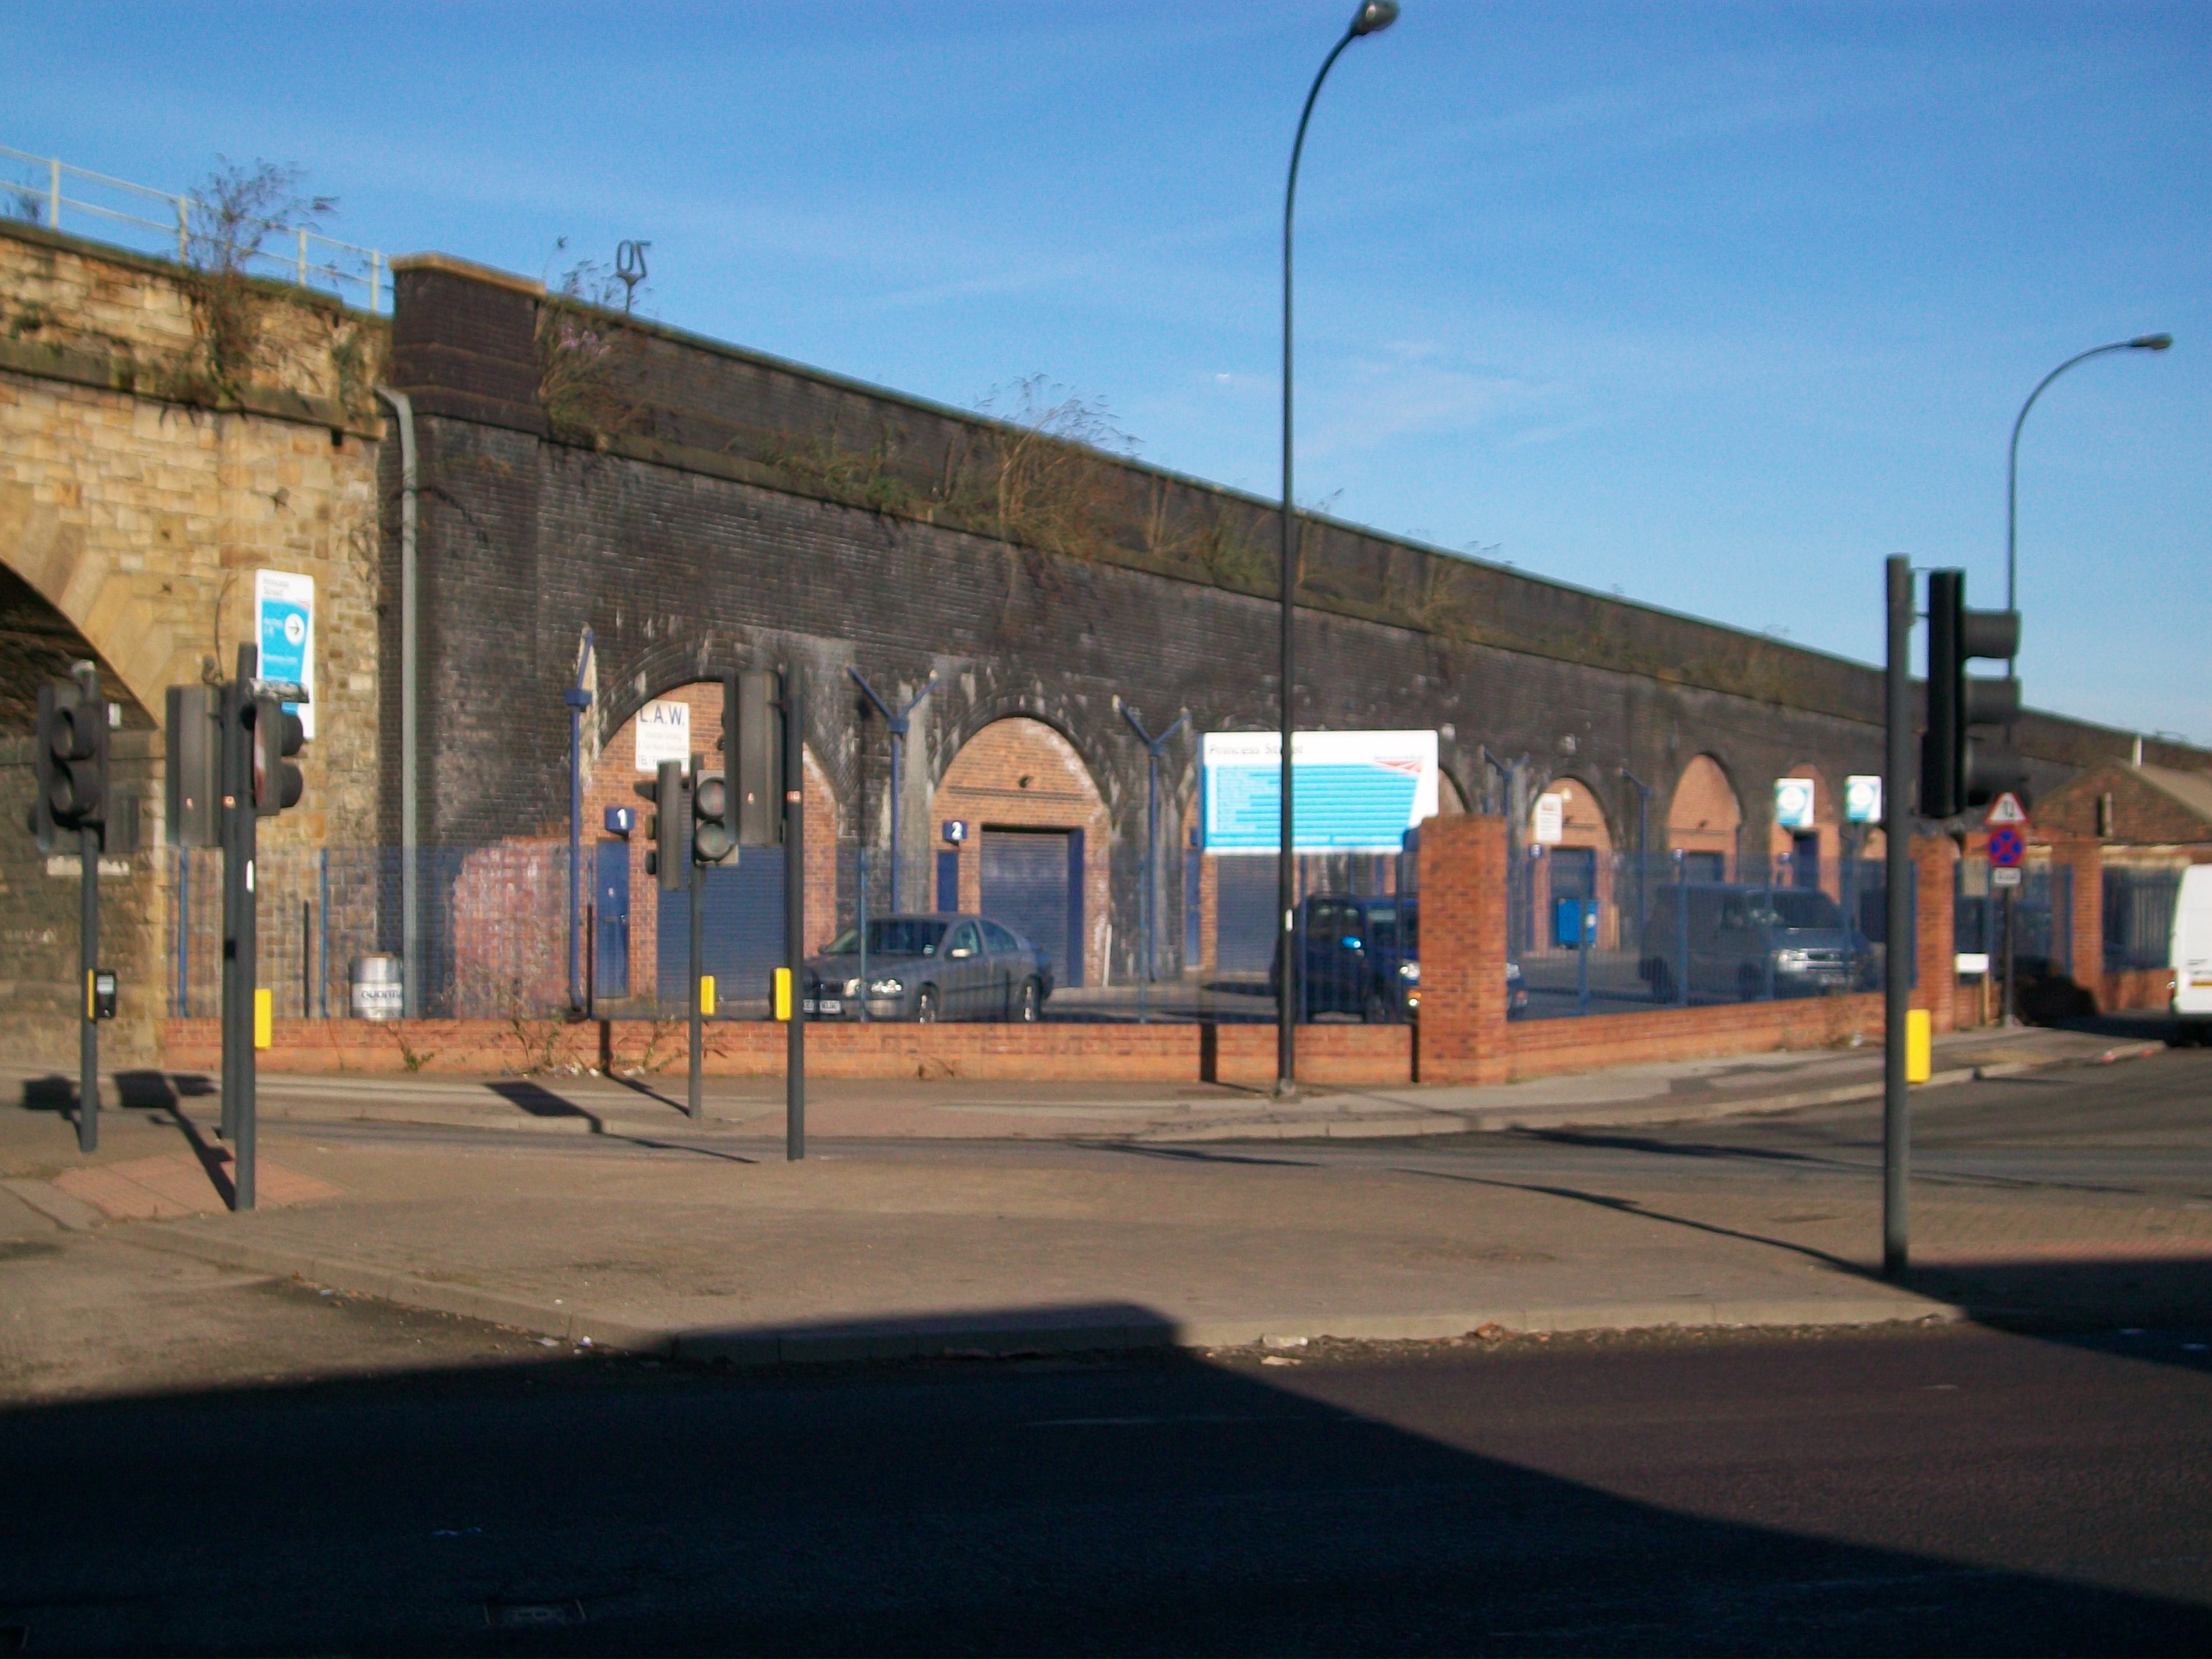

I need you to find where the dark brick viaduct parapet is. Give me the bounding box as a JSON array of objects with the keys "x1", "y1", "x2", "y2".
[{"x1": 380, "y1": 255, "x2": 2188, "y2": 977}]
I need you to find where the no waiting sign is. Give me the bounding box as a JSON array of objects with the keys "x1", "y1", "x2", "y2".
[{"x1": 1988, "y1": 826, "x2": 2025, "y2": 869}]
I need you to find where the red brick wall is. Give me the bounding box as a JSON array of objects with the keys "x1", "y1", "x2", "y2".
[
  {"x1": 2045, "y1": 836, "x2": 2103, "y2": 986},
  {"x1": 1416, "y1": 814, "x2": 1508, "y2": 1084},
  {"x1": 1498, "y1": 993, "x2": 1883, "y2": 1081},
  {"x1": 163, "y1": 1017, "x2": 1408, "y2": 1086},
  {"x1": 2099, "y1": 968, "x2": 2173, "y2": 1012},
  {"x1": 1912, "y1": 835, "x2": 1957, "y2": 1033}
]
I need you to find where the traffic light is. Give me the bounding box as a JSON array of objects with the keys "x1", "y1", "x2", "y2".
[
  {"x1": 724, "y1": 670, "x2": 784, "y2": 847},
  {"x1": 34, "y1": 676, "x2": 109, "y2": 843},
  {"x1": 636, "y1": 758, "x2": 687, "y2": 892},
  {"x1": 251, "y1": 695, "x2": 305, "y2": 817},
  {"x1": 165, "y1": 686, "x2": 222, "y2": 847},
  {"x1": 1920, "y1": 569, "x2": 2025, "y2": 819},
  {"x1": 692, "y1": 769, "x2": 736, "y2": 865}
]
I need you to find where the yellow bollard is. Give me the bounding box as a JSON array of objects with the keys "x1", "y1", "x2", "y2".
[
  {"x1": 1905, "y1": 1008, "x2": 1931, "y2": 1084},
  {"x1": 699, "y1": 975, "x2": 716, "y2": 1018},
  {"x1": 773, "y1": 966, "x2": 793, "y2": 1023},
  {"x1": 254, "y1": 987, "x2": 273, "y2": 1050}
]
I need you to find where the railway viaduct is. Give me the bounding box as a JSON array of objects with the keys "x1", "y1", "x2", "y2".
[{"x1": 1, "y1": 216, "x2": 2202, "y2": 1050}]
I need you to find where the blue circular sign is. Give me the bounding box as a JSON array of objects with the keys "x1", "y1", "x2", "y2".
[{"x1": 1988, "y1": 826, "x2": 2025, "y2": 868}]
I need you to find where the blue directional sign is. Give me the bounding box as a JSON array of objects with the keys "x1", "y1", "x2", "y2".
[{"x1": 254, "y1": 570, "x2": 315, "y2": 738}]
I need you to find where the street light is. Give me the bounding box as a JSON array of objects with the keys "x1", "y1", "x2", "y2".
[
  {"x1": 1278, "y1": 0, "x2": 1399, "y2": 1096},
  {"x1": 2006, "y1": 333, "x2": 2173, "y2": 658}
]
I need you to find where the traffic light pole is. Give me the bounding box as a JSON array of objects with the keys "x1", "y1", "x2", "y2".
[
  {"x1": 78, "y1": 822, "x2": 98, "y2": 1154},
  {"x1": 688, "y1": 799, "x2": 705, "y2": 1122},
  {"x1": 784, "y1": 671, "x2": 805, "y2": 1161},
  {"x1": 1882, "y1": 555, "x2": 1912, "y2": 1279},
  {"x1": 220, "y1": 646, "x2": 258, "y2": 1212}
]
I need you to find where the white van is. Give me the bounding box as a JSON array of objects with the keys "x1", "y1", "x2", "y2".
[{"x1": 2170, "y1": 865, "x2": 2212, "y2": 1038}]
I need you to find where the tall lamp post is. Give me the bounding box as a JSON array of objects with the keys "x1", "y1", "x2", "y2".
[
  {"x1": 2000, "y1": 333, "x2": 2170, "y2": 1028},
  {"x1": 1278, "y1": 0, "x2": 1399, "y2": 1096},
  {"x1": 2007, "y1": 334, "x2": 2172, "y2": 651}
]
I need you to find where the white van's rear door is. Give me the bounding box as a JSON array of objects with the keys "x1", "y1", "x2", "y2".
[{"x1": 2173, "y1": 866, "x2": 2212, "y2": 1016}]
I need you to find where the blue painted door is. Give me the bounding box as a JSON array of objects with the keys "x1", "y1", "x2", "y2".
[{"x1": 593, "y1": 842, "x2": 630, "y2": 1000}]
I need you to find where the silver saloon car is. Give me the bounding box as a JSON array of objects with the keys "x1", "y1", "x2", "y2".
[{"x1": 802, "y1": 913, "x2": 1055, "y2": 1023}]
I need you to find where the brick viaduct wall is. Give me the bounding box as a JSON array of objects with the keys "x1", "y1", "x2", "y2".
[
  {"x1": 381, "y1": 254, "x2": 2208, "y2": 986},
  {"x1": 8, "y1": 225, "x2": 2212, "y2": 1064}
]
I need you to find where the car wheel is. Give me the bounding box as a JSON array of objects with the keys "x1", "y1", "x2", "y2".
[
  {"x1": 1018, "y1": 978, "x2": 1042, "y2": 1023},
  {"x1": 1361, "y1": 986, "x2": 1390, "y2": 1025},
  {"x1": 915, "y1": 986, "x2": 939, "y2": 1024},
  {"x1": 1738, "y1": 964, "x2": 1764, "y2": 1002}
]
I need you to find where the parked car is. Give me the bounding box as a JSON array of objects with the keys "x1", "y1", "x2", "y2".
[
  {"x1": 1271, "y1": 894, "x2": 1529, "y2": 1023},
  {"x1": 1637, "y1": 882, "x2": 1857, "y2": 1003},
  {"x1": 802, "y1": 913, "x2": 1053, "y2": 1023},
  {"x1": 2170, "y1": 865, "x2": 2212, "y2": 1043}
]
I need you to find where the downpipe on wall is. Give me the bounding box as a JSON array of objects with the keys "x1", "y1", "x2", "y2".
[{"x1": 374, "y1": 387, "x2": 420, "y2": 1017}]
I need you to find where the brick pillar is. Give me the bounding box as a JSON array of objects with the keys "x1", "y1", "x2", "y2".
[
  {"x1": 1911, "y1": 835, "x2": 1957, "y2": 1034},
  {"x1": 1416, "y1": 815, "x2": 1508, "y2": 1084},
  {"x1": 2046, "y1": 835, "x2": 2104, "y2": 1006}
]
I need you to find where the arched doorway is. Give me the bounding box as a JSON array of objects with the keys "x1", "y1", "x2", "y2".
[
  {"x1": 1526, "y1": 775, "x2": 1617, "y2": 951},
  {"x1": 1768, "y1": 764, "x2": 1840, "y2": 895},
  {"x1": 1666, "y1": 755, "x2": 1742, "y2": 882},
  {"x1": 581, "y1": 680, "x2": 840, "y2": 1013},
  {"x1": 930, "y1": 717, "x2": 1110, "y2": 988}
]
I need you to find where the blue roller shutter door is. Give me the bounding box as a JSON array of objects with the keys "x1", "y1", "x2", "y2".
[
  {"x1": 656, "y1": 849, "x2": 787, "y2": 1010},
  {"x1": 980, "y1": 828, "x2": 1082, "y2": 988},
  {"x1": 1215, "y1": 854, "x2": 1278, "y2": 973}
]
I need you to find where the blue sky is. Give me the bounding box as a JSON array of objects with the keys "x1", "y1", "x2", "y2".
[{"x1": 10, "y1": 2, "x2": 2206, "y2": 741}]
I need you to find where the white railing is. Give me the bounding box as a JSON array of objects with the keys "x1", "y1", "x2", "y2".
[{"x1": 0, "y1": 145, "x2": 388, "y2": 312}]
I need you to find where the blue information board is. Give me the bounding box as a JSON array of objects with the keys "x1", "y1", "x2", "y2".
[{"x1": 1201, "y1": 731, "x2": 1439, "y2": 854}]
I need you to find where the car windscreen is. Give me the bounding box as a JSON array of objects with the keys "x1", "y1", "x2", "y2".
[
  {"x1": 822, "y1": 920, "x2": 948, "y2": 957},
  {"x1": 1754, "y1": 891, "x2": 1845, "y2": 931}
]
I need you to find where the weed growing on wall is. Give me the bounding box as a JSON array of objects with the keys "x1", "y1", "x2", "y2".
[
  {"x1": 535, "y1": 249, "x2": 647, "y2": 446},
  {"x1": 176, "y1": 158, "x2": 336, "y2": 400}
]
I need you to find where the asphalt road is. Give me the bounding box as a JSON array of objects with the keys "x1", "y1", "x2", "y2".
[
  {"x1": 2, "y1": 1315, "x2": 2207, "y2": 1656},
  {"x1": 3, "y1": 1051, "x2": 2207, "y2": 1655}
]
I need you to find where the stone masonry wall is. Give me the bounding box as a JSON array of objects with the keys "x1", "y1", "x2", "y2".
[{"x1": 0, "y1": 223, "x2": 387, "y2": 1061}]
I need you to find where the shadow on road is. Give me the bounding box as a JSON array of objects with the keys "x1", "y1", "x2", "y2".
[{"x1": 0, "y1": 1299, "x2": 2207, "y2": 1655}]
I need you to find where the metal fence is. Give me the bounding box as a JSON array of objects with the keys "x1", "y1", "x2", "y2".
[
  {"x1": 1505, "y1": 851, "x2": 1910, "y2": 1021},
  {"x1": 2104, "y1": 866, "x2": 2182, "y2": 972},
  {"x1": 171, "y1": 843, "x2": 572, "y2": 1021},
  {"x1": 1954, "y1": 861, "x2": 2073, "y2": 977},
  {"x1": 164, "y1": 838, "x2": 1937, "y2": 1029},
  {"x1": 0, "y1": 145, "x2": 389, "y2": 312}
]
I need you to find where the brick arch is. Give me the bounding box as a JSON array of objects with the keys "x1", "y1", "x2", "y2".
[
  {"x1": 1533, "y1": 773, "x2": 1616, "y2": 852},
  {"x1": 588, "y1": 636, "x2": 785, "y2": 752},
  {"x1": 1666, "y1": 753, "x2": 1743, "y2": 868},
  {"x1": 580, "y1": 677, "x2": 847, "y2": 995},
  {"x1": 925, "y1": 685, "x2": 1125, "y2": 817},
  {"x1": 0, "y1": 522, "x2": 164, "y2": 730},
  {"x1": 929, "y1": 715, "x2": 1112, "y2": 988}
]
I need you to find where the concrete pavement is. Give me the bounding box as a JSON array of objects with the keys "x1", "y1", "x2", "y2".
[
  {"x1": 4, "y1": 1039, "x2": 2204, "y2": 1373},
  {"x1": 3, "y1": 1021, "x2": 2158, "y2": 1146}
]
